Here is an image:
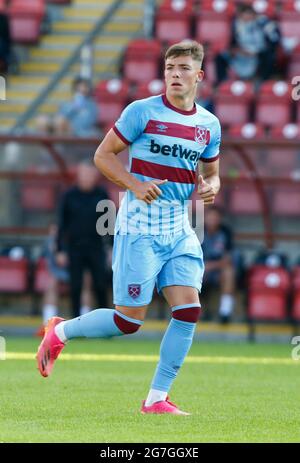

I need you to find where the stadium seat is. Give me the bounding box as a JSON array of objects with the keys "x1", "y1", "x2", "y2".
[
  {"x1": 265, "y1": 125, "x2": 300, "y2": 176},
  {"x1": 279, "y1": 0, "x2": 300, "y2": 41},
  {"x1": 123, "y1": 39, "x2": 161, "y2": 84},
  {"x1": 21, "y1": 181, "x2": 56, "y2": 211},
  {"x1": 133, "y1": 79, "x2": 165, "y2": 101},
  {"x1": 272, "y1": 184, "x2": 300, "y2": 216},
  {"x1": 229, "y1": 184, "x2": 262, "y2": 215},
  {"x1": 215, "y1": 80, "x2": 254, "y2": 126},
  {"x1": 0, "y1": 0, "x2": 6, "y2": 12},
  {"x1": 241, "y1": 0, "x2": 277, "y2": 17},
  {"x1": 94, "y1": 79, "x2": 129, "y2": 127},
  {"x1": 34, "y1": 257, "x2": 69, "y2": 294},
  {"x1": 292, "y1": 266, "x2": 300, "y2": 321},
  {"x1": 155, "y1": 0, "x2": 194, "y2": 43},
  {"x1": 0, "y1": 256, "x2": 28, "y2": 293},
  {"x1": 287, "y1": 44, "x2": 300, "y2": 80},
  {"x1": 247, "y1": 265, "x2": 290, "y2": 320},
  {"x1": 195, "y1": 0, "x2": 234, "y2": 51},
  {"x1": 34, "y1": 257, "x2": 52, "y2": 293},
  {"x1": 256, "y1": 80, "x2": 292, "y2": 128},
  {"x1": 8, "y1": 0, "x2": 45, "y2": 43}
]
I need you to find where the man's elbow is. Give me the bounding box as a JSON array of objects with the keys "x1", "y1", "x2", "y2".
[{"x1": 94, "y1": 147, "x2": 105, "y2": 171}]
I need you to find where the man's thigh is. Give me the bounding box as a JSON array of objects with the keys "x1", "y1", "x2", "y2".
[{"x1": 112, "y1": 233, "x2": 162, "y2": 307}]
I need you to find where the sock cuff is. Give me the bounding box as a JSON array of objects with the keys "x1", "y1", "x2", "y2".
[
  {"x1": 172, "y1": 304, "x2": 201, "y2": 323},
  {"x1": 115, "y1": 310, "x2": 144, "y2": 326},
  {"x1": 171, "y1": 303, "x2": 201, "y2": 312}
]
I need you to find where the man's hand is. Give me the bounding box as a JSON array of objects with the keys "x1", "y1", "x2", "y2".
[
  {"x1": 198, "y1": 175, "x2": 217, "y2": 205},
  {"x1": 132, "y1": 179, "x2": 168, "y2": 204}
]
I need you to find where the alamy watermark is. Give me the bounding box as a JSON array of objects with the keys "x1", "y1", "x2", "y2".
[
  {"x1": 291, "y1": 336, "x2": 300, "y2": 360},
  {"x1": 0, "y1": 76, "x2": 6, "y2": 101},
  {"x1": 0, "y1": 336, "x2": 6, "y2": 360},
  {"x1": 95, "y1": 195, "x2": 205, "y2": 240},
  {"x1": 291, "y1": 76, "x2": 300, "y2": 101}
]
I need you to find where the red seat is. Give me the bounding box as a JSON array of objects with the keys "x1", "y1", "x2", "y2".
[
  {"x1": 0, "y1": 257, "x2": 28, "y2": 293},
  {"x1": 272, "y1": 184, "x2": 300, "y2": 216},
  {"x1": 155, "y1": 0, "x2": 194, "y2": 43},
  {"x1": 124, "y1": 39, "x2": 161, "y2": 84},
  {"x1": 94, "y1": 79, "x2": 129, "y2": 126},
  {"x1": 241, "y1": 0, "x2": 277, "y2": 17},
  {"x1": 279, "y1": 0, "x2": 300, "y2": 41},
  {"x1": 195, "y1": 0, "x2": 234, "y2": 51},
  {"x1": 8, "y1": 0, "x2": 45, "y2": 43},
  {"x1": 228, "y1": 123, "x2": 266, "y2": 140},
  {"x1": 34, "y1": 258, "x2": 52, "y2": 293},
  {"x1": 265, "y1": 124, "x2": 300, "y2": 176},
  {"x1": 0, "y1": 0, "x2": 6, "y2": 12},
  {"x1": 215, "y1": 80, "x2": 254, "y2": 126},
  {"x1": 133, "y1": 79, "x2": 165, "y2": 101},
  {"x1": 21, "y1": 181, "x2": 56, "y2": 211},
  {"x1": 287, "y1": 45, "x2": 300, "y2": 80},
  {"x1": 247, "y1": 265, "x2": 290, "y2": 320},
  {"x1": 292, "y1": 266, "x2": 300, "y2": 321},
  {"x1": 256, "y1": 80, "x2": 292, "y2": 127},
  {"x1": 229, "y1": 185, "x2": 262, "y2": 214}
]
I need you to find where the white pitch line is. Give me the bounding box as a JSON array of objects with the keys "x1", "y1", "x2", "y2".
[{"x1": 4, "y1": 352, "x2": 300, "y2": 365}]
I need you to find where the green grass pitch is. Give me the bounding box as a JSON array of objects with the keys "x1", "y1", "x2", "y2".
[{"x1": 1, "y1": 337, "x2": 299, "y2": 443}]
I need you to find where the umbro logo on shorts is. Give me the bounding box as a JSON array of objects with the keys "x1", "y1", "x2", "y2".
[{"x1": 128, "y1": 284, "x2": 141, "y2": 298}]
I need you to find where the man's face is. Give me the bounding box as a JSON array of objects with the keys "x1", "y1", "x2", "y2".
[
  {"x1": 205, "y1": 209, "x2": 221, "y2": 232},
  {"x1": 76, "y1": 164, "x2": 98, "y2": 191},
  {"x1": 164, "y1": 55, "x2": 204, "y2": 98}
]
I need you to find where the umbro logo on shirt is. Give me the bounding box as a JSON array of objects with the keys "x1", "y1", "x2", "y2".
[{"x1": 156, "y1": 124, "x2": 168, "y2": 132}]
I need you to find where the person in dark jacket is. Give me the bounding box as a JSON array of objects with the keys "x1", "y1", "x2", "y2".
[
  {"x1": 0, "y1": 10, "x2": 11, "y2": 72},
  {"x1": 215, "y1": 3, "x2": 281, "y2": 84},
  {"x1": 56, "y1": 162, "x2": 111, "y2": 317}
]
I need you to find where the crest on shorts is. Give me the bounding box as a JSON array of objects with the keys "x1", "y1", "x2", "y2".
[
  {"x1": 128, "y1": 284, "x2": 141, "y2": 298},
  {"x1": 195, "y1": 126, "x2": 210, "y2": 146}
]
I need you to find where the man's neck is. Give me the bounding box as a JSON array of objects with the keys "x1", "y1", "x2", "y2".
[{"x1": 165, "y1": 92, "x2": 195, "y2": 112}]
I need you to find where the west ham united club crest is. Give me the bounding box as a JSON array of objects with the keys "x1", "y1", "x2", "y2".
[
  {"x1": 128, "y1": 284, "x2": 141, "y2": 299},
  {"x1": 195, "y1": 126, "x2": 210, "y2": 146}
]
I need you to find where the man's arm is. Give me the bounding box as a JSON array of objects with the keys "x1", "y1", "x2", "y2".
[
  {"x1": 94, "y1": 129, "x2": 167, "y2": 204},
  {"x1": 197, "y1": 159, "x2": 220, "y2": 205}
]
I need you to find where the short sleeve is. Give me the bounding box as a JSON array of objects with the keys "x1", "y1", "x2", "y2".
[
  {"x1": 201, "y1": 117, "x2": 221, "y2": 162},
  {"x1": 113, "y1": 100, "x2": 146, "y2": 145}
]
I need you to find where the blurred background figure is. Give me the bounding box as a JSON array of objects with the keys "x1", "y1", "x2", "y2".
[
  {"x1": 215, "y1": 3, "x2": 281, "y2": 84},
  {"x1": 39, "y1": 224, "x2": 94, "y2": 333},
  {"x1": 0, "y1": 7, "x2": 11, "y2": 73},
  {"x1": 56, "y1": 162, "x2": 111, "y2": 318},
  {"x1": 202, "y1": 206, "x2": 236, "y2": 323},
  {"x1": 35, "y1": 77, "x2": 99, "y2": 137}
]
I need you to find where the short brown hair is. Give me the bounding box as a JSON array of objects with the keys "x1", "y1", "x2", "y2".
[{"x1": 165, "y1": 41, "x2": 204, "y2": 66}]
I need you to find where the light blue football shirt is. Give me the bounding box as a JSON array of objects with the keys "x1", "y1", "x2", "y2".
[{"x1": 113, "y1": 94, "x2": 221, "y2": 235}]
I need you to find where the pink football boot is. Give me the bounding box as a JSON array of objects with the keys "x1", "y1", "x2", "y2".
[
  {"x1": 36, "y1": 317, "x2": 65, "y2": 377},
  {"x1": 141, "y1": 397, "x2": 190, "y2": 415}
]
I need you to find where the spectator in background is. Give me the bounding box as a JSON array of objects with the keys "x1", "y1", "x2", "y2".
[
  {"x1": 56, "y1": 162, "x2": 111, "y2": 318},
  {"x1": 0, "y1": 9, "x2": 11, "y2": 73},
  {"x1": 202, "y1": 206, "x2": 236, "y2": 323},
  {"x1": 36, "y1": 77, "x2": 99, "y2": 137},
  {"x1": 39, "y1": 224, "x2": 94, "y2": 333},
  {"x1": 215, "y1": 3, "x2": 281, "y2": 84}
]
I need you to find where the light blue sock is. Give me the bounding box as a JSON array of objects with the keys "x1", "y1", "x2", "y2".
[
  {"x1": 150, "y1": 317, "x2": 196, "y2": 392},
  {"x1": 63, "y1": 308, "x2": 143, "y2": 340}
]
